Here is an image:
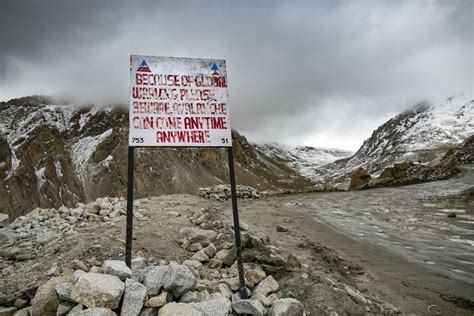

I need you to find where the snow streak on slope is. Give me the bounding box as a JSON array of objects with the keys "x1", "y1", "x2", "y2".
[
  {"x1": 255, "y1": 142, "x2": 353, "y2": 181},
  {"x1": 395, "y1": 94, "x2": 473, "y2": 151}
]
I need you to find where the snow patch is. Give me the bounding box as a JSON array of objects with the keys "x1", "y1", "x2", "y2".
[
  {"x1": 70, "y1": 129, "x2": 113, "y2": 182},
  {"x1": 54, "y1": 160, "x2": 63, "y2": 177},
  {"x1": 35, "y1": 166, "x2": 46, "y2": 188}
]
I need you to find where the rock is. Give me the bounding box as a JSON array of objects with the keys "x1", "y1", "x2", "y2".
[
  {"x1": 108, "y1": 210, "x2": 120, "y2": 218},
  {"x1": 198, "y1": 185, "x2": 259, "y2": 200},
  {"x1": 2, "y1": 266, "x2": 13, "y2": 276},
  {"x1": 214, "y1": 249, "x2": 235, "y2": 267},
  {"x1": 189, "y1": 243, "x2": 203, "y2": 252},
  {"x1": 72, "y1": 259, "x2": 88, "y2": 271},
  {"x1": 179, "y1": 228, "x2": 217, "y2": 246},
  {"x1": 180, "y1": 291, "x2": 199, "y2": 303},
  {"x1": 102, "y1": 260, "x2": 132, "y2": 281},
  {"x1": 131, "y1": 257, "x2": 146, "y2": 271},
  {"x1": 252, "y1": 293, "x2": 276, "y2": 307},
  {"x1": 245, "y1": 269, "x2": 266, "y2": 284},
  {"x1": 239, "y1": 221, "x2": 250, "y2": 231},
  {"x1": 31, "y1": 276, "x2": 69, "y2": 315},
  {"x1": 0, "y1": 213, "x2": 9, "y2": 228},
  {"x1": 121, "y1": 279, "x2": 147, "y2": 316},
  {"x1": 12, "y1": 308, "x2": 30, "y2": 316},
  {"x1": 203, "y1": 243, "x2": 217, "y2": 258},
  {"x1": 183, "y1": 260, "x2": 203, "y2": 270},
  {"x1": 217, "y1": 283, "x2": 233, "y2": 298},
  {"x1": 55, "y1": 282, "x2": 77, "y2": 303},
  {"x1": 253, "y1": 276, "x2": 279, "y2": 296},
  {"x1": 269, "y1": 298, "x2": 305, "y2": 316},
  {"x1": 68, "y1": 304, "x2": 84, "y2": 314},
  {"x1": 139, "y1": 308, "x2": 158, "y2": 316},
  {"x1": 0, "y1": 228, "x2": 16, "y2": 247},
  {"x1": 99, "y1": 202, "x2": 113, "y2": 211},
  {"x1": 13, "y1": 299, "x2": 28, "y2": 309},
  {"x1": 56, "y1": 301, "x2": 75, "y2": 315},
  {"x1": 74, "y1": 270, "x2": 87, "y2": 282},
  {"x1": 191, "y1": 249, "x2": 209, "y2": 262},
  {"x1": 36, "y1": 231, "x2": 59, "y2": 245},
  {"x1": 285, "y1": 254, "x2": 302, "y2": 271},
  {"x1": 71, "y1": 308, "x2": 117, "y2": 316},
  {"x1": 71, "y1": 208, "x2": 83, "y2": 218},
  {"x1": 208, "y1": 259, "x2": 222, "y2": 269},
  {"x1": 221, "y1": 277, "x2": 240, "y2": 291},
  {"x1": 191, "y1": 298, "x2": 232, "y2": 316},
  {"x1": 145, "y1": 292, "x2": 169, "y2": 308},
  {"x1": 0, "y1": 307, "x2": 16, "y2": 316},
  {"x1": 275, "y1": 225, "x2": 288, "y2": 232},
  {"x1": 71, "y1": 273, "x2": 125, "y2": 309},
  {"x1": 158, "y1": 302, "x2": 202, "y2": 316},
  {"x1": 349, "y1": 168, "x2": 372, "y2": 190},
  {"x1": 86, "y1": 203, "x2": 101, "y2": 214},
  {"x1": 232, "y1": 299, "x2": 267, "y2": 316},
  {"x1": 140, "y1": 266, "x2": 169, "y2": 296},
  {"x1": 67, "y1": 216, "x2": 78, "y2": 224},
  {"x1": 269, "y1": 298, "x2": 304, "y2": 316},
  {"x1": 345, "y1": 286, "x2": 367, "y2": 304},
  {"x1": 269, "y1": 255, "x2": 286, "y2": 267},
  {"x1": 163, "y1": 262, "x2": 197, "y2": 298},
  {"x1": 99, "y1": 209, "x2": 112, "y2": 216},
  {"x1": 447, "y1": 212, "x2": 456, "y2": 218}
]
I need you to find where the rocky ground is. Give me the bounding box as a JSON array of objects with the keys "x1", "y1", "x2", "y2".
[
  {"x1": 0, "y1": 192, "x2": 405, "y2": 316},
  {"x1": 1, "y1": 186, "x2": 473, "y2": 315}
]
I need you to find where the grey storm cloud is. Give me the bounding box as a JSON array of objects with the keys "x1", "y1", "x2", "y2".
[{"x1": 0, "y1": 0, "x2": 472, "y2": 150}]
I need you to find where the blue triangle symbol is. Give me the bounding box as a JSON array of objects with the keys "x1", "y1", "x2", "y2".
[{"x1": 210, "y1": 63, "x2": 219, "y2": 71}]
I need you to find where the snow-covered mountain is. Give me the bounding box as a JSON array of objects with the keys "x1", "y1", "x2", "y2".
[
  {"x1": 254, "y1": 143, "x2": 352, "y2": 181},
  {"x1": 0, "y1": 96, "x2": 315, "y2": 219},
  {"x1": 317, "y1": 94, "x2": 474, "y2": 185}
]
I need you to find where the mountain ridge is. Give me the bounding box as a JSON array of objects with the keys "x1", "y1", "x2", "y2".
[{"x1": 0, "y1": 96, "x2": 315, "y2": 219}]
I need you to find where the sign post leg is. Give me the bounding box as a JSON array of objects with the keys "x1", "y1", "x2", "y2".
[
  {"x1": 125, "y1": 146, "x2": 134, "y2": 267},
  {"x1": 227, "y1": 146, "x2": 248, "y2": 299}
]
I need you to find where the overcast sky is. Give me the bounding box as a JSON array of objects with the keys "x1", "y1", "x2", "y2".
[{"x1": 0, "y1": 0, "x2": 472, "y2": 150}]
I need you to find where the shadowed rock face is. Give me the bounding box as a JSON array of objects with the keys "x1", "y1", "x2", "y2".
[
  {"x1": 0, "y1": 96, "x2": 315, "y2": 219},
  {"x1": 349, "y1": 168, "x2": 371, "y2": 190}
]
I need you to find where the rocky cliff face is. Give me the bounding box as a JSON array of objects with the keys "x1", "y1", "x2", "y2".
[
  {"x1": 0, "y1": 96, "x2": 314, "y2": 219},
  {"x1": 316, "y1": 94, "x2": 474, "y2": 188}
]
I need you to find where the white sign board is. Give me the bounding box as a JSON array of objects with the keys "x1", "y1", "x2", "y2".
[{"x1": 129, "y1": 55, "x2": 232, "y2": 147}]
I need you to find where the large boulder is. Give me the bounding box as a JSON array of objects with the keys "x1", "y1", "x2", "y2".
[
  {"x1": 163, "y1": 262, "x2": 197, "y2": 298},
  {"x1": 31, "y1": 276, "x2": 70, "y2": 315},
  {"x1": 269, "y1": 298, "x2": 305, "y2": 316},
  {"x1": 0, "y1": 228, "x2": 16, "y2": 247},
  {"x1": 55, "y1": 282, "x2": 77, "y2": 303},
  {"x1": 252, "y1": 276, "x2": 279, "y2": 297},
  {"x1": 140, "y1": 265, "x2": 169, "y2": 296},
  {"x1": 158, "y1": 302, "x2": 202, "y2": 316},
  {"x1": 71, "y1": 308, "x2": 117, "y2": 316},
  {"x1": 121, "y1": 279, "x2": 147, "y2": 316},
  {"x1": 71, "y1": 273, "x2": 125, "y2": 309},
  {"x1": 102, "y1": 260, "x2": 132, "y2": 281},
  {"x1": 232, "y1": 299, "x2": 267, "y2": 315},
  {"x1": 349, "y1": 168, "x2": 371, "y2": 190},
  {"x1": 179, "y1": 228, "x2": 217, "y2": 246},
  {"x1": 190, "y1": 298, "x2": 232, "y2": 316},
  {"x1": 214, "y1": 249, "x2": 235, "y2": 267}
]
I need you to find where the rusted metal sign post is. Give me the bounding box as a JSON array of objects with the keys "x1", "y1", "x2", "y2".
[{"x1": 126, "y1": 55, "x2": 247, "y2": 298}]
